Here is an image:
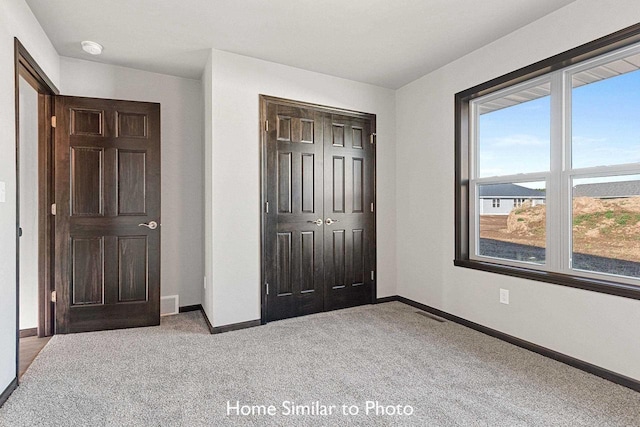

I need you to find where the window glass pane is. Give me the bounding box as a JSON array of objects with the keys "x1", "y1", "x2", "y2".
[
  {"x1": 477, "y1": 82, "x2": 551, "y2": 178},
  {"x1": 572, "y1": 175, "x2": 640, "y2": 278},
  {"x1": 478, "y1": 181, "x2": 546, "y2": 264},
  {"x1": 572, "y1": 53, "x2": 640, "y2": 169}
]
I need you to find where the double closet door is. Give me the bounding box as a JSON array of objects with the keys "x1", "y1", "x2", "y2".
[{"x1": 263, "y1": 97, "x2": 375, "y2": 322}]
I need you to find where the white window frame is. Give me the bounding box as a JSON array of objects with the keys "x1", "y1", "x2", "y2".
[{"x1": 468, "y1": 42, "x2": 640, "y2": 287}]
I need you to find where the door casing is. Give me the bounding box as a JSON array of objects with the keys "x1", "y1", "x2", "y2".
[
  {"x1": 259, "y1": 95, "x2": 377, "y2": 323},
  {"x1": 14, "y1": 38, "x2": 59, "y2": 385}
]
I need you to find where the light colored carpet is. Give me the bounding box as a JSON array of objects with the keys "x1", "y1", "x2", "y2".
[{"x1": 1, "y1": 302, "x2": 639, "y2": 426}]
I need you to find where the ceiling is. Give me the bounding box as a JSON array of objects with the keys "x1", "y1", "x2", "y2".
[{"x1": 26, "y1": 0, "x2": 578, "y2": 89}]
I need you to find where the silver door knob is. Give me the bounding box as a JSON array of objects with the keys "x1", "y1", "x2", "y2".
[
  {"x1": 307, "y1": 218, "x2": 323, "y2": 226},
  {"x1": 325, "y1": 218, "x2": 340, "y2": 225},
  {"x1": 138, "y1": 221, "x2": 158, "y2": 230}
]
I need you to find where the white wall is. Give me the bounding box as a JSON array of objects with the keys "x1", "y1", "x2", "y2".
[
  {"x1": 60, "y1": 57, "x2": 204, "y2": 307},
  {"x1": 18, "y1": 76, "x2": 39, "y2": 331},
  {"x1": 202, "y1": 53, "x2": 213, "y2": 317},
  {"x1": 396, "y1": 0, "x2": 640, "y2": 381},
  {"x1": 0, "y1": 0, "x2": 60, "y2": 396},
  {"x1": 205, "y1": 49, "x2": 396, "y2": 327}
]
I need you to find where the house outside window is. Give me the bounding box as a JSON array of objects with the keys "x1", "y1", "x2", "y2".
[{"x1": 455, "y1": 25, "x2": 640, "y2": 300}]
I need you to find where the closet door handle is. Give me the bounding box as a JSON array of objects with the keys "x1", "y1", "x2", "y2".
[
  {"x1": 307, "y1": 219, "x2": 323, "y2": 226},
  {"x1": 325, "y1": 218, "x2": 340, "y2": 225},
  {"x1": 138, "y1": 221, "x2": 158, "y2": 230}
]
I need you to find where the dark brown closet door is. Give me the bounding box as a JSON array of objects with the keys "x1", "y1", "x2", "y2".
[
  {"x1": 54, "y1": 96, "x2": 161, "y2": 333},
  {"x1": 323, "y1": 114, "x2": 375, "y2": 311},
  {"x1": 264, "y1": 102, "x2": 325, "y2": 321}
]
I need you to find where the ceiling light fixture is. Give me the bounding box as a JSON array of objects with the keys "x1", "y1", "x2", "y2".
[{"x1": 81, "y1": 41, "x2": 103, "y2": 55}]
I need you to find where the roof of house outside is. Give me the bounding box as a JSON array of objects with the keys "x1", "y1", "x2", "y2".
[
  {"x1": 573, "y1": 180, "x2": 640, "y2": 198},
  {"x1": 479, "y1": 183, "x2": 546, "y2": 198}
]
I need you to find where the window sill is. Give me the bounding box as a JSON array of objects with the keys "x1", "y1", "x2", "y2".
[{"x1": 453, "y1": 258, "x2": 640, "y2": 300}]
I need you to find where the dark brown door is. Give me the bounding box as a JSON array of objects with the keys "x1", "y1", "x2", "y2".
[
  {"x1": 263, "y1": 97, "x2": 375, "y2": 322},
  {"x1": 54, "y1": 96, "x2": 161, "y2": 333},
  {"x1": 323, "y1": 113, "x2": 375, "y2": 311},
  {"x1": 264, "y1": 103, "x2": 325, "y2": 320}
]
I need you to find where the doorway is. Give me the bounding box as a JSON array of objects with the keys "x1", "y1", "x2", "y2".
[
  {"x1": 17, "y1": 75, "x2": 52, "y2": 378},
  {"x1": 260, "y1": 96, "x2": 377, "y2": 322},
  {"x1": 14, "y1": 39, "x2": 162, "y2": 385},
  {"x1": 14, "y1": 39, "x2": 58, "y2": 380},
  {"x1": 18, "y1": 75, "x2": 40, "y2": 341}
]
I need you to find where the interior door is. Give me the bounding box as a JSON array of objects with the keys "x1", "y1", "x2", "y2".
[
  {"x1": 54, "y1": 96, "x2": 161, "y2": 333},
  {"x1": 323, "y1": 113, "x2": 375, "y2": 311},
  {"x1": 263, "y1": 97, "x2": 375, "y2": 322},
  {"x1": 264, "y1": 102, "x2": 325, "y2": 321}
]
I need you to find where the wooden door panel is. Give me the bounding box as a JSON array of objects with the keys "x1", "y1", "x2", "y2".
[
  {"x1": 277, "y1": 115, "x2": 291, "y2": 141},
  {"x1": 326, "y1": 227, "x2": 368, "y2": 288},
  {"x1": 55, "y1": 96, "x2": 160, "y2": 333},
  {"x1": 352, "y1": 158, "x2": 364, "y2": 213},
  {"x1": 323, "y1": 114, "x2": 374, "y2": 311},
  {"x1": 352, "y1": 126, "x2": 364, "y2": 149},
  {"x1": 70, "y1": 108, "x2": 103, "y2": 136},
  {"x1": 300, "y1": 231, "x2": 316, "y2": 292},
  {"x1": 276, "y1": 232, "x2": 293, "y2": 295},
  {"x1": 331, "y1": 123, "x2": 344, "y2": 147},
  {"x1": 278, "y1": 152, "x2": 292, "y2": 213},
  {"x1": 117, "y1": 112, "x2": 147, "y2": 138},
  {"x1": 117, "y1": 236, "x2": 148, "y2": 302},
  {"x1": 265, "y1": 102, "x2": 324, "y2": 321},
  {"x1": 71, "y1": 237, "x2": 104, "y2": 305},
  {"x1": 71, "y1": 147, "x2": 103, "y2": 216},
  {"x1": 352, "y1": 228, "x2": 365, "y2": 285},
  {"x1": 332, "y1": 156, "x2": 345, "y2": 213},
  {"x1": 118, "y1": 151, "x2": 146, "y2": 215},
  {"x1": 301, "y1": 154, "x2": 315, "y2": 213},
  {"x1": 330, "y1": 229, "x2": 346, "y2": 289}
]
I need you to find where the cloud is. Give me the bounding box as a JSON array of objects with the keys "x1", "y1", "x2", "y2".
[
  {"x1": 572, "y1": 136, "x2": 607, "y2": 145},
  {"x1": 479, "y1": 167, "x2": 507, "y2": 178},
  {"x1": 486, "y1": 134, "x2": 549, "y2": 148},
  {"x1": 573, "y1": 146, "x2": 640, "y2": 168}
]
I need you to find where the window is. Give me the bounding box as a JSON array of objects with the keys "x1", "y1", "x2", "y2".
[{"x1": 455, "y1": 23, "x2": 640, "y2": 300}]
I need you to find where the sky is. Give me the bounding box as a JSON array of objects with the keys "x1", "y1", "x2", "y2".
[{"x1": 478, "y1": 68, "x2": 640, "y2": 182}]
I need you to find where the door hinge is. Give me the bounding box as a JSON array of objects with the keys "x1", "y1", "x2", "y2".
[
  {"x1": 371, "y1": 271, "x2": 375, "y2": 281},
  {"x1": 265, "y1": 201, "x2": 269, "y2": 213},
  {"x1": 51, "y1": 203, "x2": 56, "y2": 216},
  {"x1": 264, "y1": 120, "x2": 269, "y2": 132},
  {"x1": 51, "y1": 116, "x2": 57, "y2": 128},
  {"x1": 370, "y1": 202, "x2": 374, "y2": 213},
  {"x1": 265, "y1": 282, "x2": 269, "y2": 295},
  {"x1": 369, "y1": 133, "x2": 376, "y2": 144},
  {"x1": 51, "y1": 290, "x2": 57, "y2": 303}
]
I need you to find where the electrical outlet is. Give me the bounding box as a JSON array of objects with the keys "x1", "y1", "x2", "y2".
[{"x1": 500, "y1": 288, "x2": 509, "y2": 304}]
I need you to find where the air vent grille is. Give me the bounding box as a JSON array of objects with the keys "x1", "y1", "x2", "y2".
[
  {"x1": 160, "y1": 295, "x2": 179, "y2": 316},
  {"x1": 415, "y1": 311, "x2": 446, "y2": 323}
]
